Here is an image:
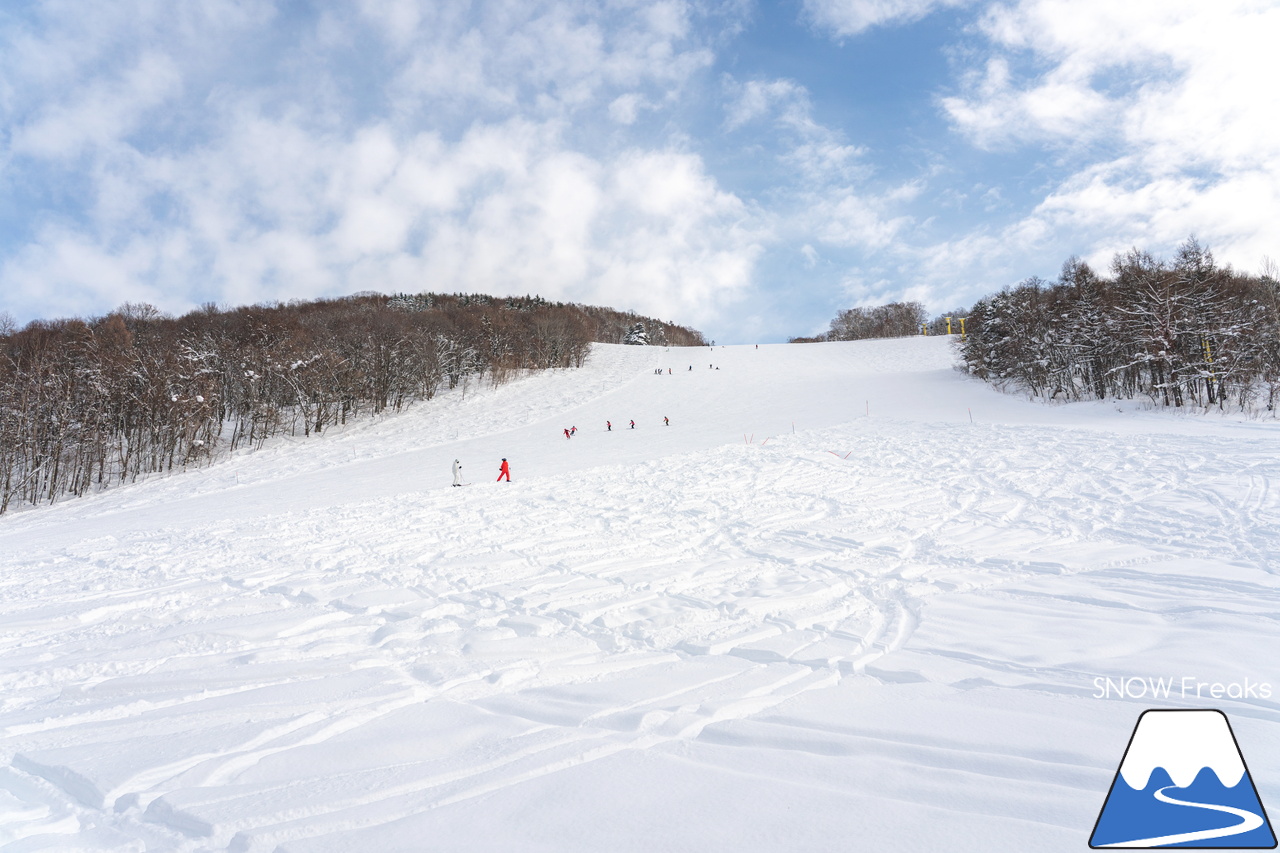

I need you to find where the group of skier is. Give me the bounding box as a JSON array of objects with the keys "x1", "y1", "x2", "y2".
[
  {"x1": 606, "y1": 417, "x2": 667, "y2": 430},
  {"x1": 448, "y1": 346, "x2": 758, "y2": 487},
  {"x1": 452, "y1": 415, "x2": 671, "y2": 485}
]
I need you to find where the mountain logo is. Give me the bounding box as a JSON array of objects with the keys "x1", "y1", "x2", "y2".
[{"x1": 1090, "y1": 709, "x2": 1276, "y2": 848}]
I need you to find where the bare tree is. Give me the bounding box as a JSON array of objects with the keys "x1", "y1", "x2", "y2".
[
  {"x1": 960, "y1": 239, "x2": 1280, "y2": 413},
  {"x1": 1, "y1": 291, "x2": 706, "y2": 513}
]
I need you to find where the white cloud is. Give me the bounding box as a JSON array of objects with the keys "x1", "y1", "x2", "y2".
[
  {"x1": 775, "y1": 0, "x2": 1280, "y2": 317},
  {"x1": 11, "y1": 52, "x2": 182, "y2": 160},
  {"x1": 0, "y1": 225, "x2": 179, "y2": 320},
  {"x1": 1035, "y1": 163, "x2": 1280, "y2": 271},
  {"x1": 0, "y1": 2, "x2": 759, "y2": 329},
  {"x1": 3, "y1": 108, "x2": 764, "y2": 326},
  {"x1": 721, "y1": 74, "x2": 915, "y2": 255},
  {"x1": 939, "y1": 56, "x2": 1111, "y2": 149},
  {"x1": 607, "y1": 93, "x2": 644, "y2": 124},
  {"x1": 939, "y1": 0, "x2": 1280, "y2": 276},
  {"x1": 812, "y1": 192, "x2": 915, "y2": 251},
  {"x1": 368, "y1": 0, "x2": 715, "y2": 120},
  {"x1": 355, "y1": 0, "x2": 423, "y2": 48},
  {"x1": 14, "y1": 0, "x2": 1271, "y2": 342},
  {"x1": 403, "y1": 139, "x2": 761, "y2": 324},
  {"x1": 2, "y1": 2, "x2": 273, "y2": 146},
  {"x1": 803, "y1": 0, "x2": 972, "y2": 37},
  {"x1": 724, "y1": 78, "x2": 808, "y2": 129},
  {"x1": 784, "y1": 140, "x2": 872, "y2": 185},
  {"x1": 956, "y1": 0, "x2": 1280, "y2": 170}
]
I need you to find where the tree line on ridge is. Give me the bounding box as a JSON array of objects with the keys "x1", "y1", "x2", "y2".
[{"x1": 0, "y1": 292, "x2": 704, "y2": 513}]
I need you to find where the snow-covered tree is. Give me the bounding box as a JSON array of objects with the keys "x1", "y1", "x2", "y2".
[
  {"x1": 623, "y1": 322, "x2": 649, "y2": 345},
  {"x1": 827, "y1": 302, "x2": 927, "y2": 340},
  {"x1": 959, "y1": 238, "x2": 1280, "y2": 412}
]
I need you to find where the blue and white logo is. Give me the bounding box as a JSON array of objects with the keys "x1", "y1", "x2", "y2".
[{"x1": 1091, "y1": 709, "x2": 1276, "y2": 848}]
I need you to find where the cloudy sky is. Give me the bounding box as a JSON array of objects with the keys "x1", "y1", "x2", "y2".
[{"x1": 2, "y1": 0, "x2": 1277, "y2": 342}]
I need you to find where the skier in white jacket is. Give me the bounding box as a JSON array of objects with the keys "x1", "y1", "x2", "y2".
[{"x1": 452, "y1": 459, "x2": 463, "y2": 487}]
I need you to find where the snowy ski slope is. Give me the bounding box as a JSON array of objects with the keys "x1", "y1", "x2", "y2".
[{"x1": 1, "y1": 337, "x2": 1278, "y2": 851}]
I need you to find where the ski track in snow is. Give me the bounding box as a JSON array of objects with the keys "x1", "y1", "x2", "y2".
[{"x1": 1, "y1": 338, "x2": 1278, "y2": 852}]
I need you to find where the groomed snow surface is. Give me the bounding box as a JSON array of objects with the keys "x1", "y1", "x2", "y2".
[{"x1": 1, "y1": 337, "x2": 1278, "y2": 852}]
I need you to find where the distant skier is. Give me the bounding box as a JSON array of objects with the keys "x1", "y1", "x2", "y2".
[
  {"x1": 564, "y1": 428, "x2": 571, "y2": 439},
  {"x1": 607, "y1": 420, "x2": 612, "y2": 431},
  {"x1": 497, "y1": 458, "x2": 510, "y2": 482},
  {"x1": 663, "y1": 416, "x2": 669, "y2": 426},
  {"x1": 452, "y1": 458, "x2": 463, "y2": 487},
  {"x1": 570, "y1": 426, "x2": 577, "y2": 436},
  {"x1": 629, "y1": 419, "x2": 635, "y2": 429}
]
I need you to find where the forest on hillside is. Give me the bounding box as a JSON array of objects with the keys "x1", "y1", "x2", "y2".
[
  {"x1": 959, "y1": 239, "x2": 1280, "y2": 412},
  {"x1": 790, "y1": 238, "x2": 1279, "y2": 415},
  {"x1": 0, "y1": 293, "x2": 704, "y2": 513},
  {"x1": 790, "y1": 301, "x2": 968, "y2": 343}
]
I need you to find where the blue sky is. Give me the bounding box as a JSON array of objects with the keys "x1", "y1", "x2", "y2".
[{"x1": 2, "y1": 0, "x2": 1278, "y2": 343}]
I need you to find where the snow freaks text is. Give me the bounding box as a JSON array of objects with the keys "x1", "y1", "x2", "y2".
[{"x1": 1093, "y1": 677, "x2": 1273, "y2": 701}]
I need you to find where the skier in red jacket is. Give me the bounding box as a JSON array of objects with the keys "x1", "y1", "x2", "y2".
[{"x1": 497, "y1": 458, "x2": 510, "y2": 482}]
